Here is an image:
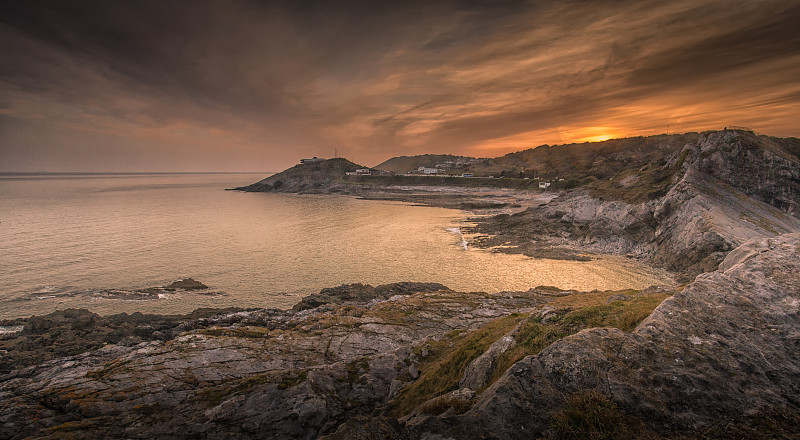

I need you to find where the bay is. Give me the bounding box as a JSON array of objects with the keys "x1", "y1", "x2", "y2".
[{"x1": 0, "y1": 173, "x2": 671, "y2": 319}]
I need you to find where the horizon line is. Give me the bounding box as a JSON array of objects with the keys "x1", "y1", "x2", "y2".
[{"x1": 0, "y1": 171, "x2": 275, "y2": 175}]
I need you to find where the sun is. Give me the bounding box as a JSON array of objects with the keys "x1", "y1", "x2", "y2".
[
  {"x1": 559, "y1": 127, "x2": 625, "y2": 143},
  {"x1": 580, "y1": 134, "x2": 615, "y2": 142}
]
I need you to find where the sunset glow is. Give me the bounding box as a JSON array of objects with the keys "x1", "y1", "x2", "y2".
[{"x1": 559, "y1": 127, "x2": 629, "y2": 144}]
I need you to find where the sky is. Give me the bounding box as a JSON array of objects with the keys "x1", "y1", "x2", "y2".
[{"x1": 1, "y1": 0, "x2": 799, "y2": 172}]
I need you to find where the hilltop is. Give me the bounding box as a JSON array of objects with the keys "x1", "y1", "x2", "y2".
[
  {"x1": 468, "y1": 130, "x2": 800, "y2": 280},
  {"x1": 237, "y1": 157, "x2": 364, "y2": 193},
  {"x1": 373, "y1": 154, "x2": 481, "y2": 174},
  {"x1": 450, "y1": 133, "x2": 701, "y2": 180}
]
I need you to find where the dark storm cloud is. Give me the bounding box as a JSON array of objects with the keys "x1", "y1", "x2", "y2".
[{"x1": 1, "y1": 0, "x2": 798, "y2": 171}]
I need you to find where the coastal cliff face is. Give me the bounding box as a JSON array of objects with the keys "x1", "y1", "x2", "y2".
[{"x1": 471, "y1": 130, "x2": 800, "y2": 280}]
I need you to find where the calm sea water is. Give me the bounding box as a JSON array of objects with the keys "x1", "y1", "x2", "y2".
[{"x1": 0, "y1": 173, "x2": 672, "y2": 319}]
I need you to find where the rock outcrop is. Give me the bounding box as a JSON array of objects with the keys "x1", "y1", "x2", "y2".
[
  {"x1": 402, "y1": 233, "x2": 800, "y2": 439},
  {"x1": 470, "y1": 130, "x2": 800, "y2": 280},
  {"x1": 0, "y1": 283, "x2": 548, "y2": 439},
  {"x1": 3, "y1": 130, "x2": 799, "y2": 439},
  {"x1": 164, "y1": 278, "x2": 208, "y2": 290},
  {"x1": 292, "y1": 282, "x2": 450, "y2": 311}
]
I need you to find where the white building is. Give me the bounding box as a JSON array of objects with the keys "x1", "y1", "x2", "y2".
[{"x1": 539, "y1": 181, "x2": 551, "y2": 189}]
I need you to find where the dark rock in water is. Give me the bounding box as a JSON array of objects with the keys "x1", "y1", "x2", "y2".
[
  {"x1": 164, "y1": 278, "x2": 208, "y2": 290},
  {"x1": 91, "y1": 278, "x2": 214, "y2": 300},
  {"x1": 292, "y1": 282, "x2": 450, "y2": 311}
]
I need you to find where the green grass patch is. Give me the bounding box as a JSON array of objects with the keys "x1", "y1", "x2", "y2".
[
  {"x1": 338, "y1": 357, "x2": 371, "y2": 384},
  {"x1": 387, "y1": 313, "x2": 526, "y2": 417},
  {"x1": 552, "y1": 390, "x2": 657, "y2": 440},
  {"x1": 488, "y1": 290, "x2": 670, "y2": 388},
  {"x1": 386, "y1": 290, "x2": 671, "y2": 417},
  {"x1": 588, "y1": 164, "x2": 678, "y2": 204}
]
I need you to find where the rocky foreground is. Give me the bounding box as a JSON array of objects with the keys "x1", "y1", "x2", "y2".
[{"x1": 1, "y1": 235, "x2": 799, "y2": 439}]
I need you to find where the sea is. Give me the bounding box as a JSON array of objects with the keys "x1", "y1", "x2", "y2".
[{"x1": 0, "y1": 173, "x2": 673, "y2": 320}]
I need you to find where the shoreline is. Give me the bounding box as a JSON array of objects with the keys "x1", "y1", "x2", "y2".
[{"x1": 1, "y1": 185, "x2": 674, "y2": 321}]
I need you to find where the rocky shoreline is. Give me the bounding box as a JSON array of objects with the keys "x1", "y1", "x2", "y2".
[
  {"x1": 2, "y1": 130, "x2": 799, "y2": 438},
  {"x1": 2, "y1": 234, "x2": 799, "y2": 439},
  {"x1": 240, "y1": 130, "x2": 800, "y2": 282}
]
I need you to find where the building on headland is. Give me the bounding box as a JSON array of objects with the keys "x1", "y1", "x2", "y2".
[
  {"x1": 416, "y1": 167, "x2": 438, "y2": 174},
  {"x1": 356, "y1": 168, "x2": 372, "y2": 175},
  {"x1": 300, "y1": 157, "x2": 325, "y2": 164},
  {"x1": 539, "y1": 181, "x2": 551, "y2": 189}
]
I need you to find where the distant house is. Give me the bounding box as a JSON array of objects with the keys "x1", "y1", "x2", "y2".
[
  {"x1": 422, "y1": 168, "x2": 438, "y2": 174},
  {"x1": 539, "y1": 181, "x2": 551, "y2": 189},
  {"x1": 356, "y1": 168, "x2": 372, "y2": 175},
  {"x1": 300, "y1": 157, "x2": 325, "y2": 164}
]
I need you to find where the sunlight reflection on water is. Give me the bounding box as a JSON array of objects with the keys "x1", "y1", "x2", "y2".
[{"x1": 0, "y1": 174, "x2": 672, "y2": 318}]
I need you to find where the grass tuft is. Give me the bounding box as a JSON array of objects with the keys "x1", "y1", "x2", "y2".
[
  {"x1": 552, "y1": 390, "x2": 657, "y2": 440},
  {"x1": 387, "y1": 314, "x2": 525, "y2": 417}
]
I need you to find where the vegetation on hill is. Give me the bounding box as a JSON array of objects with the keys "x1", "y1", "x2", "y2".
[
  {"x1": 237, "y1": 157, "x2": 364, "y2": 192},
  {"x1": 451, "y1": 133, "x2": 700, "y2": 180},
  {"x1": 373, "y1": 154, "x2": 480, "y2": 174}
]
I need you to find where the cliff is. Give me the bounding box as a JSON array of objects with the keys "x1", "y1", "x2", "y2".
[
  {"x1": 470, "y1": 130, "x2": 800, "y2": 280},
  {"x1": 448, "y1": 133, "x2": 700, "y2": 179}
]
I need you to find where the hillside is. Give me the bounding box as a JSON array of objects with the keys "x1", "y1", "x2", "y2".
[
  {"x1": 452, "y1": 133, "x2": 700, "y2": 179},
  {"x1": 374, "y1": 154, "x2": 480, "y2": 174},
  {"x1": 469, "y1": 129, "x2": 800, "y2": 280},
  {"x1": 237, "y1": 158, "x2": 364, "y2": 193}
]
